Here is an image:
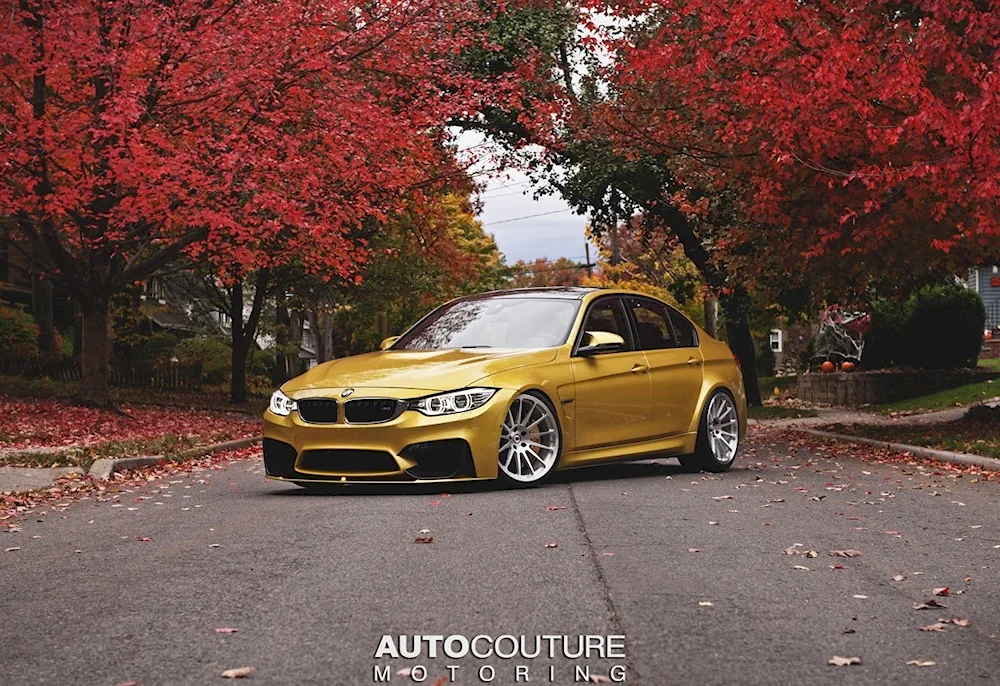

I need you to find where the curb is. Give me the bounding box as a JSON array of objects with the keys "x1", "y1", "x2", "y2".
[
  {"x1": 793, "y1": 428, "x2": 1000, "y2": 472},
  {"x1": 88, "y1": 436, "x2": 261, "y2": 481}
]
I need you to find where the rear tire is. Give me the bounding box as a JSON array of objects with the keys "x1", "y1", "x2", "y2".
[{"x1": 678, "y1": 389, "x2": 740, "y2": 473}]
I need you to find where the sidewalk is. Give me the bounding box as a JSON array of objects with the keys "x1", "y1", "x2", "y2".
[
  {"x1": 0, "y1": 466, "x2": 83, "y2": 495},
  {"x1": 751, "y1": 398, "x2": 1000, "y2": 429}
]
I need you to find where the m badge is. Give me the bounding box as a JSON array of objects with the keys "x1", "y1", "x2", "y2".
[{"x1": 341, "y1": 388, "x2": 355, "y2": 398}]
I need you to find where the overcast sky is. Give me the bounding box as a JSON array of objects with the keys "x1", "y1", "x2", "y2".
[{"x1": 457, "y1": 131, "x2": 593, "y2": 265}]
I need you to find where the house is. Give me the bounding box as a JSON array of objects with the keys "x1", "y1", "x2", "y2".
[{"x1": 967, "y1": 266, "x2": 1000, "y2": 332}]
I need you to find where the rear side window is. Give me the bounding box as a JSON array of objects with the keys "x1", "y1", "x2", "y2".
[
  {"x1": 667, "y1": 306, "x2": 699, "y2": 348},
  {"x1": 627, "y1": 298, "x2": 678, "y2": 350}
]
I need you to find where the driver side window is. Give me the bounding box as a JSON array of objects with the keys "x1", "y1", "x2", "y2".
[{"x1": 580, "y1": 299, "x2": 633, "y2": 351}]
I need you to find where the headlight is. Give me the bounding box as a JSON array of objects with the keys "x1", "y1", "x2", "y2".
[
  {"x1": 410, "y1": 388, "x2": 497, "y2": 416},
  {"x1": 269, "y1": 389, "x2": 297, "y2": 416}
]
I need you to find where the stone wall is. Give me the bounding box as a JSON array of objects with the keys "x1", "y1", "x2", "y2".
[
  {"x1": 983, "y1": 340, "x2": 1000, "y2": 359},
  {"x1": 798, "y1": 369, "x2": 999, "y2": 406}
]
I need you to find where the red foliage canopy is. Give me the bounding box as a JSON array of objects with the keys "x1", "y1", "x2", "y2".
[
  {"x1": 0, "y1": 0, "x2": 512, "y2": 288},
  {"x1": 594, "y1": 0, "x2": 1000, "y2": 293}
]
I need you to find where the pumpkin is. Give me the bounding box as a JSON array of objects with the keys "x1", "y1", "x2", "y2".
[
  {"x1": 821, "y1": 360, "x2": 835, "y2": 373},
  {"x1": 986, "y1": 329, "x2": 994, "y2": 341},
  {"x1": 841, "y1": 361, "x2": 856, "y2": 372}
]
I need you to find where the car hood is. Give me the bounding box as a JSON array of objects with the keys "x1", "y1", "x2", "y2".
[{"x1": 282, "y1": 348, "x2": 559, "y2": 395}]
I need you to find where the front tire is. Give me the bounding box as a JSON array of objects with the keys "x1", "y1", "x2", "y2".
[
  {"x1": 497, "y1": 391, "x2": 561, "y2": 485},
  {"x1": 679, "y1": 390, "x2": 740, "y2": 473}
]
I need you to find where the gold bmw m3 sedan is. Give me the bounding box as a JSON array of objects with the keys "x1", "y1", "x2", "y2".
[{"x1": 262, "y1": 287, "x2": 746, "y2": 487}]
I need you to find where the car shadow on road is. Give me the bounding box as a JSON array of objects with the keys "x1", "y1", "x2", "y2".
[{"x1": 267, "y1": 458, "x2": 748, "y2": 497}]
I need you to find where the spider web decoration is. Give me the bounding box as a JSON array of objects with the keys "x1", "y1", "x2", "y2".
[{"x1": 814, "y1": 305, "x2": 871, "y2": 362}]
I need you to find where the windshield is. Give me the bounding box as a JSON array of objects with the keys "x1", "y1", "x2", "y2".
[{"x1": 394, "y1": 297, "x2": 581, "y2": 350}]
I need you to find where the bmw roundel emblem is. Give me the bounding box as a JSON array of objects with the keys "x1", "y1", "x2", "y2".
[{"x1": 341, "y1": 388, "x2": 354, "y2": 398}]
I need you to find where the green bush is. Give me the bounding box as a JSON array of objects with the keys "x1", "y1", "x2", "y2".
[
  {"x1": 0, "y1": 307, "x2": 40, "y2": 356},
  {"x1": 755, "y1": 339, "x2": 776, "y2": 377},
  {"x1": 904, "y1": 283, "x2": 985, "y2": 369},
  {"x1": 861, "y1": 298, "x2": 913, "y2": 369},
  {"x1": 863, "y1": 283, "x2": 984, "y2": 370},
  {"x1": 174, "y1": 336, "x2": 231, "y2": 384}
]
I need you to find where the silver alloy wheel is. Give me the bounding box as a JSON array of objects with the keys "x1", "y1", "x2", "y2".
[
  {"x1": 706, "y1": 392, "x2": 739, "y2": 464},
  {"x1": 499, "y1": 393, "x2": 560, "y2": 483}
]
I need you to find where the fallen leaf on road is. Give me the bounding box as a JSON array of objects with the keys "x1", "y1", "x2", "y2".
[
  {"x1": 853, "y1": 595, "x2": 868, "y2": 599},
  {"x1": 4, "y1": 546, "x2": 20, "y2": 552},
  {"x1": 215, "y1": 628, "x2": 238, "y2": 634},
  {"x1": 783, "y1": 545, "x2": 802, "y2": 555},
  {"x1": 544, "y1": 542, "x2": 559, "y2": 548},
  {"x1": 698, "y1": 601, "x2": 713, "y2": 607},
  {"x1": 396, "y1": 668, "x2": 414, "y2": 676},
  {"x1": 914, "y1": 599, "x2": 947, "y2": 610},
  {"x1": 414, "y1": 536, "x2": 434, "y2": 544},
  {"x1": 688, "y1": 548, "x2": 702, "y2": 553},
  {"x1": 586, "y1": 676, "x2": 611, "y2": 684},
  {"x1": 906, "y1": 661, "x2": 935, "y2": 667},
  {"x1": 208, "y1": 544, "x2": 221, "y2": 548},
  {"x1": 829, "y1": 550, "x2": 863, "y2": 558},
  {"x1": 937, "y1": 618, "x2": 970, "y2": 626},
  {"x1": 933, "y1": 587, "x2": 949, "y2": 596},
  {"x1": 428, "y1": 500, "x2": 441, "y2": 507},
  {"x1": 711, "y1": 495, "x2": 734, "y2": 500},
  {"x1": 116, "y1": 681, "x2": 140, "y2": 686},
  {"x1": 419, "y1": 528, "x2": 430, "y2": 534},
  {"x1": 220, "y1": 667, "x2": 253, "y2": 678},
  {"x1": 892, "y1": 574, "x2": 906, "y2": 582},
  {"x1": 804, "y1": 551, "x2": 818, "y2": 558},
  {"x1": 830, "y1": 565, "x2": 845, "y2": 570},
  {"x1": 920, "y1": 623, "x2": 948, "y2": 632},
  {"x1": 828, "y1": 656, "x2": 861, "y2": 666},
  {"x1": 602, "y1": 552, "x2": 614, "y2": 556},
  {"x1": 546, "y1": 506, "x2": 565, "y2": 511},
  {"x1": 136, "y1": 537, "x2": 152, "y2": 542},
  {"x1": 793, "y1": 565, "x2": 810, "y2": 571}
]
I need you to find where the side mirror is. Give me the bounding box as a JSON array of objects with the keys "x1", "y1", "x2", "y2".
[
  {"x1": 379, "y1": 336, "x2": 399, "y2": 351},
  {"x1": 577, "y1": 331, "x2": 626, "y2": 356}
]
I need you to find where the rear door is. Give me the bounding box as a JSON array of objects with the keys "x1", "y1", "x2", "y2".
[
  {"x1": 570, "y1": 296, "x2": 655, "y2": 450},
  {"x1": 625, "y1": 297, "x2": 704, "y2": 437}
]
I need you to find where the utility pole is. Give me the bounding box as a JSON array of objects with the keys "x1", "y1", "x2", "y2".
[{"x1": 584, "y1": 243, "x2": 593, "y2": 278}]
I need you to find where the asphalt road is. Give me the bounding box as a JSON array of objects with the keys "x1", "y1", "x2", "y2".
[{"x1": 2, "y1": 433, "x2": 999, "y2": 686}]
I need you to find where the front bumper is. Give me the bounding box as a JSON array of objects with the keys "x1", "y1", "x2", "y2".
[{"x1": 262, "y1": 387, "x2": 515, "y2": 483}]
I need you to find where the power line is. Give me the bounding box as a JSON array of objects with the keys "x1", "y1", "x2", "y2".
[
  {"x1": 483, "y1": 208, "x2": 575, "y2": 227},
  {"x1": 480, "y1": 188, "x2": 536, "y2": 200},
  {"x1": 479, "y1": 179, "x2": 532, "y2": 194}
]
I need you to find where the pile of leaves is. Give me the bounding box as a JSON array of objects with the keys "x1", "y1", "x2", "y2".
[{"x1": 0, "y1": 396, "x2": 258, "y2": 452}]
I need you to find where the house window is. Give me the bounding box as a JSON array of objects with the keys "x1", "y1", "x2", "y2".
[{"x1": 769, "y1": 329, "x2": 782, "y2": 353}]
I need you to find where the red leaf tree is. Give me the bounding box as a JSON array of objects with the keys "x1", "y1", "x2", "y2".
[
  {"x1": 1, "y1": 0, "x2": 508, "y2": 404},
  {"x1": 595, "y1": 0, "x2": 1000, "y2": 299}
]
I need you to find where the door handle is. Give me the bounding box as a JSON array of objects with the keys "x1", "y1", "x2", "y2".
[
  {"x1": 631, "y1": 364, "x2": 649, "y2": 374},
  {"x1": 686, "y1": 357, "x2": 702, "y2": 366}
]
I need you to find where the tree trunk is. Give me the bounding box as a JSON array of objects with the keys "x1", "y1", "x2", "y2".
[
  {"x1": 231, "y1": 337, "x2": 249, "y2": 405},
  {"x1": 31, "y1": 272, "x2": 57, "y2": 358},
  {"x1": 79, "y1": 296, "x2": 111, "y2": 406},
  {"x1": 229, "y1": 269, "x2": 269, "y2": 404},
  {"x1": 721, "y1": 296, "x2": 762, "y2": 406}
]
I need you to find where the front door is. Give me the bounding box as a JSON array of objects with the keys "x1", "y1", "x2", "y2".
[
  {"x1": 571, "y1": 297, "x2": 654, "y2": 451},
  {"x1": 625, "y1": 297, "x2": 704, "y2": 437}
]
